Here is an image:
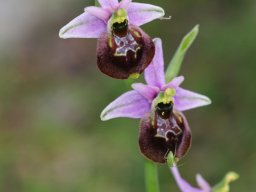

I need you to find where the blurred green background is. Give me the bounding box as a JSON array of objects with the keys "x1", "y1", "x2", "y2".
[{"x1": 0, "y1": 0, "x2": 255, "y2": 191}]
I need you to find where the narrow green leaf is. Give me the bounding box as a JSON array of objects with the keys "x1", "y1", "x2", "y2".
[
  {"x1": 145, "y1": 160, "x2": 160, "y2": 192},
  {"x1": 165, "y1": 25, "x2": 199, "y2": 82}
]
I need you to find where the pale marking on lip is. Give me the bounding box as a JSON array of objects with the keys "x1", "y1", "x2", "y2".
[{"x1": 113, "y1": 32, "x2": 141, "y2": 58}]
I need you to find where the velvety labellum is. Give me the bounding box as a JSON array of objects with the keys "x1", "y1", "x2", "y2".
[
  {"x1": 139, "y1": 102, "x2": 191, "y2": 163},
  {"x1": 97, "y1": 24, "x2": 155, "y2": 79}
]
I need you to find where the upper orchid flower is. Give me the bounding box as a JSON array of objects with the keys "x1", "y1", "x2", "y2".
[
  {"x1": 170, "y1": 165, "x2": 238, "y2": 192},
  {"x1": 100, "y1": 38, "x2": 211, "y2": 163},
  {"x1": 59, "y1": 0, "x2": 165, "y2": 79}
]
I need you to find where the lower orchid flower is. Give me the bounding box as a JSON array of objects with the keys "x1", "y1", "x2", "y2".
[
  {"x1": 59, "y1": 0, "x2": 165, "y2": 79},
  {"x1": 169, "y1": 159, "x2": 239, "y2": 192},
  {"x1": 101, "y1": 38, "x2": 211, "y2": 163}
]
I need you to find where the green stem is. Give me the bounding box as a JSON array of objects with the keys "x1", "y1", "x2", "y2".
[{"x1": 145, "y1": 160, "x2": 160, "y2": 192}]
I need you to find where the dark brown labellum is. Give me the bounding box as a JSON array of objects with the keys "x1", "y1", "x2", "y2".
[
  {"x1": 97, "y1": 24, "x2": 155, "y2": 79},
  {"x1": 139, "y1": 103, "x2": 191, "y2": 163}
]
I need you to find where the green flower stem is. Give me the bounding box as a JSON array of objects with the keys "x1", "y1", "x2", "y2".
[{"x1": 145, "y1": 160, "x2": 160, "y2": 192}]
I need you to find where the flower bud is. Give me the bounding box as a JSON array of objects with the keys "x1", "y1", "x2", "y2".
[{"x1": 139, "y1": 102, "x2": 191, "y2": 163}]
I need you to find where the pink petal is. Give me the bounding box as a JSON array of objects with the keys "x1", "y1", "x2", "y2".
[
  {"x1": 131, "y1": 83, "x2": 159, "y2": 102},
  {"x1": 144, "y1": 38, "x2": 165, "y2": 88},
  {"x1": 85, "y1": 6, "x2": 111, "y2": 22},
  {"x1": 166, "y1": 76, "x2": 185, "y2": 88},
  {"x1": 119, "y1": 0, "x2": 132, "y2": 10},
  {"x1": 196, "y1": 174, "x2": 211, "y2": 192},
  {"x1": 118, "y1": 0, "x2": 132, "y2": 10},
  {"x1": 59, "y1": 12, "x2": 106, "y2": 39},
  {"x1": 100, "y1": 90, "x2": 150, "y2": 121},
  {"x1": 127, "y1": 2, "x2": 165, "y2": 26},
  {"x1": 97, "y1": 0, "x2": 119, "y2": 9},
  {"x1": 171, "y1": 166, "x2": 202, "y2": 192},
  {"x1": 174, "y1": 87, "x2": 211, "y2": 111}
]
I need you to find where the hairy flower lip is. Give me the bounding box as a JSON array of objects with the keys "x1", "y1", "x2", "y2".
[
  {"x1": 173, "y1": 112, "x2": 191, "y2": 159},
  {"x1": 97, "y1": 24, "x2": 155, "y2": 79},
  {"x1": 139, "y1": 111, "x2": 191, "y2": 163}
]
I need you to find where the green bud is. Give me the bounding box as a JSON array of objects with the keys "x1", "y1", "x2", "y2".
[{"x1": 213, "y1": 172, "x2": 239, "y2": 192}]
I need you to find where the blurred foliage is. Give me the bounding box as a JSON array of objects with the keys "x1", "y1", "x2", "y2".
[{"x1": 0, "y1": 0, "x2": 256, "y2": 191}]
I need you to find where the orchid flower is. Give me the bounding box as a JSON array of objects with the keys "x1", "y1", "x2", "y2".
[
  {"x1": 59, "y1": 0, "x2": 165, "y2": 79},
  {"x1": 101, "y1": 37, "x2": 211, "y2": 163},
  {"x1": 170, "y1": 165, "x2": 239, "y2": 192}
]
